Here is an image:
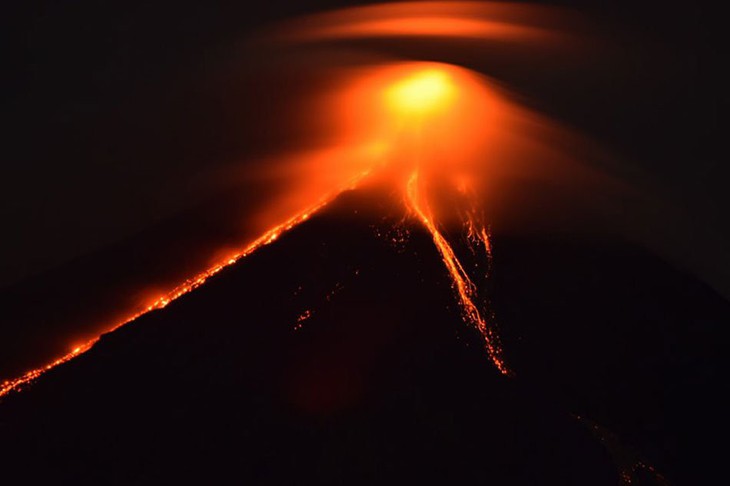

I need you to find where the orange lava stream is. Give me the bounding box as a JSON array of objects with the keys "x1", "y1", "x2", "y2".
[
  {"x1": 0, "y1": 174, "x2": 370, "y2": 399},
  {"x1": 0, "y1": 344, "x2": 94, "y2": 399},
  {"x1": 406, "y1": 171, "x2": 510, "y2": 375}
]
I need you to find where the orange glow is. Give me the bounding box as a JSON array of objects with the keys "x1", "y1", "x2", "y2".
[
  {"x1": 267, "y1": 2, "x2": 563, "y2": 44},
  {"x1": 258, "y1": 61, "x2": 512, "y2": 374},
  {"x1": 378, "y1": 64, "x2": 509, "y2": 374},
  {"x1": 385, "y1": 69, "x2": 455, "y2": 117}
]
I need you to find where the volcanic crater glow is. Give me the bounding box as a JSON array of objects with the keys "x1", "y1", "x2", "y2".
[{"x1": 386, "y1": 69, "x2": 456, "y2": 116}]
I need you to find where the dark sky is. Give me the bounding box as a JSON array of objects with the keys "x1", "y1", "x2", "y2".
[{"x1": 2, "y1": 0, "x2": 727, "y2": 295}]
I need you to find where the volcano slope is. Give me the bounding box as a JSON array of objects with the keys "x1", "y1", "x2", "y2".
[{"x1": 0, "y1": 188, "x2": 725, "y2": 485}]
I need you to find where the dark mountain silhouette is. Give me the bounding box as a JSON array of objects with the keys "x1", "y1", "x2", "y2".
[
  {"x1": 0, "y1": 188, "x2": 273, "y2": 379},
  {"x1": 0, "y1": 188, "x2": 725, "y2": 485}
]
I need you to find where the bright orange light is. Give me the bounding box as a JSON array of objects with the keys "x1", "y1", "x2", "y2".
[{"x1": 385, "y1": 69, "x2": 456, "y2": 117}]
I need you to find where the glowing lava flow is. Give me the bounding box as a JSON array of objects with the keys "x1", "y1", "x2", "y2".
[
  {"x1": 406, "y1": 171, "x2": 509, "y2": 375},
  {"x1": 383, "y1": 65, "x2": 510, "y2": 374},
  {"x1": 0, "y1": 177, "x2": 368, "y2": 399}
]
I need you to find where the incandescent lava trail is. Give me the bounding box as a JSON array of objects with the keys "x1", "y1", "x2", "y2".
[
  {"x1": 391, "y1": 68, "x2": 510, "y2": 374},
  {"x1": 0, "y1": 194, "x2": 344, "y2": 398}
]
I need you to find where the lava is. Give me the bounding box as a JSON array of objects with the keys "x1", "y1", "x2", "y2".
[
  {"x1": 0, "y1": 183, "x2": 357, "y2": 398},
  {"x1": 384, "y1": 66, "x2": 509, "y2": 374},
  {"x1": 406, "y1": 171, "x2": 509, "y2": 375}
]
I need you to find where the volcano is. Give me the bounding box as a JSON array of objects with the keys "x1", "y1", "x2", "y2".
[
  {"x1": 0, "y1": 188, "x2": 725, "y2": 485},
  {"x1": 2, "y1": 2, "x2": 726, "y2": 484}
]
